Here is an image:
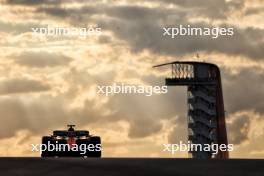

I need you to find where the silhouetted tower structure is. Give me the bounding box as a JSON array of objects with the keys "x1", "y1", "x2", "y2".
[{"x1": 154, "y1": 61, "x2": 228, "y2": 159}]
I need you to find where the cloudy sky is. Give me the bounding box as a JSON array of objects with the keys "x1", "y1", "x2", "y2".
[{"x1": 0, "y1": 0, "x2": 263, "y2": 158}]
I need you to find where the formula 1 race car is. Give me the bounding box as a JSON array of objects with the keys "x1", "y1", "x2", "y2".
[{"x1": 41, "y1": 125, "x2": 101, "y2": 157}]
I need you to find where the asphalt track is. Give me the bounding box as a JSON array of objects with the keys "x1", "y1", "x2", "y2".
[{"x1": 0, "y1": 158, "x2": 263, "y2": 176}]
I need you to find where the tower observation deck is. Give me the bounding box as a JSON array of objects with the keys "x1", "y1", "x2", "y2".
[{"x1": 154, "y1": 61, "x2": 229, "y2": 159}]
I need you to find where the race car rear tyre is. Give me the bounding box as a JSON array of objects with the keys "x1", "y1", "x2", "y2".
[
  {"x1": 87, "y1": 136, "x2": 101, "y2": 158},
  {"x1": 41, "y1": 136, "x2": 55, "y2": 157}
]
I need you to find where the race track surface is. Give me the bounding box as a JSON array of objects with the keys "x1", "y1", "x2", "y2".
[{"x1": 0, "y1": 158, "x2": 263, "y2": 176}]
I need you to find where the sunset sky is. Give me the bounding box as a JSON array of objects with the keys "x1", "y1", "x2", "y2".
[{"x1": 0, "y1": 0, "x2": 263, "y2": 158}]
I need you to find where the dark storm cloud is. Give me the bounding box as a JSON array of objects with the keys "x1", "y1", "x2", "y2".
[
  {"x1": 33, "y1": 0, "x2": 244, "y2": 20},
  {"x1": 36, "y1": 5, "x2": 186, "y2": 24},
  {"x1": 11, "y1": 51, "x2": 73, "y2": 68},
  {"x1": 102, "y1": 5, "x2": 176, "y2": 21},
  {"x1": 227, "y1": 113, "x2": 250, "y2": 145},
  {"x1": 5, "y1": 0, "x2": 61, "y2": 5},
  {"x1": 222, "y1": 68, "x2": 264, "y2": 114},
  {"x1": 36, "y1": 6, "x2": 99, "y2": 19},
  {"x1": 156, "y1": 0, "x2": 244, "y2": 19},
  {"x1": 37, "y1": 5, "x2": 264, "y2": 60},
  {"x1": 97, "y1": 16, "x2": 264, "y2": 60},
  {"x1": 0, "y1": 78, "x2": 50, "y2": 95}
]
